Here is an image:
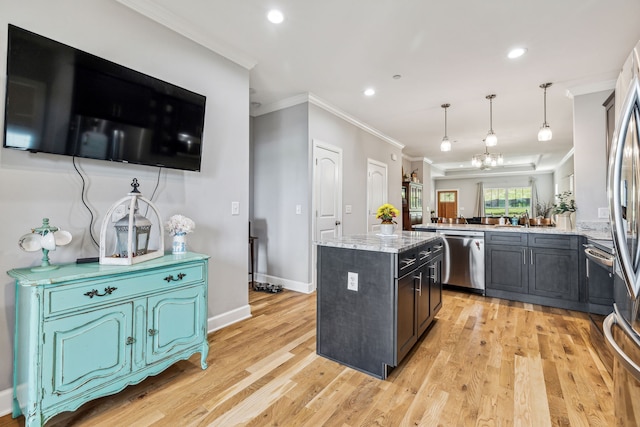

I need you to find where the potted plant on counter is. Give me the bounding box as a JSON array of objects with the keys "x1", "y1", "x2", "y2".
[
  {"x1": 552, "y1": 191, "x2": 576, "y2": 230},
  {"x1": 376, "y1": 203, "x2": 400, "y2": 235}
]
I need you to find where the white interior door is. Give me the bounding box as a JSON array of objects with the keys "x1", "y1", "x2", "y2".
[
  {"x1": 367, "y1": 159, "x2": 388, "y2": 232},
  {"x1": 313, "y1": 142, "x2": 343, "y2": 241}
]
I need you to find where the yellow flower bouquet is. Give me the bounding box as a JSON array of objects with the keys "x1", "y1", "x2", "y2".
[{"x1": 376, "y1": 203, "x2": 400, "y2": 224}]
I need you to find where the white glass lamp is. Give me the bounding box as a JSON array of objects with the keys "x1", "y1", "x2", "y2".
[
  {"x1": 100, "y1": 178, "x2": 164, "y2": 265},
  {"x1": 485, "y1": 94, "x2": 498, "y2": 146},
  {"x1": 440, "y1": 103, "x2": 452, "y2": 152},
  {"x1": 538, "y1": 83, "x2": 553, "y2": 141}
]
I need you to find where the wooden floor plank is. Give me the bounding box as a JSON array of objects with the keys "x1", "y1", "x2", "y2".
[{"x1": 0, "y1": 288, "x2": 614, "y2": 426}]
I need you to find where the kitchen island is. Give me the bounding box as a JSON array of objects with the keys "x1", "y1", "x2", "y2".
[{"x1": 315, "y1": 231, "x2": 442, "y2": 379}]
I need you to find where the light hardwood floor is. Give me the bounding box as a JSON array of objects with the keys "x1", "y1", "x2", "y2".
[{"x1": 1, "y1": 289, "x2": 614, "y2": 426}]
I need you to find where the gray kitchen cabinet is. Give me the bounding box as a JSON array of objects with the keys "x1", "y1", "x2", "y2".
[
  {"x1": 529, "y1": 247, "x2": 579, "y2": 300},
  {"x1": 485, "y1": 232, "x2": 582, "y2": 310},
  {"x1": 485, "y1": 244, "x2": 528, "y2": 293}
]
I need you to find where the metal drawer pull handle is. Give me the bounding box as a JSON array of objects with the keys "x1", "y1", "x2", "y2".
[
  {"x1": 126, "y1": 337, "x2": 135, "y2": 345},
  {"x1": 148, "y1": 329, "x2": 158, "y2": 336},
  {"x1": 413, "y1": 272, "x2": 422, "y2": 296},
  {"x1": 84, "y1": 286, "x2": 117, "y2": 298},
  {"x1": 164, "y1": 273, "x2": 186, "y2": 282}
]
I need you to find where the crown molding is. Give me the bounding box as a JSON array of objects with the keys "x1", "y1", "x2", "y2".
[
  {"x1": 402, "y1": 155, "x2": 433, "y2": 164},
  {"x1": 252, "y1": 93, "x2": 405, "y2": 151},
  {"x1": 116, "y1": 0, "x2": 257, "y2": 69},
  {"x1": 557, "y1": 147, "x2": 575, "y2": 168},
  {"x1": 250, "y1": 94, "x2": 309, "y2": 117},
  {"x1": 308, "y1": 94, "x2": 405, "y2": 150},
  {"x1": 565, "y1": 79, "x2": 616, "y2": 99}
]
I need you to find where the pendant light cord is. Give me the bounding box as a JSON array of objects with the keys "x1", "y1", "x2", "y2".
[
  {"x1": 489, "y1": 97, "x2": 493, "y2": 132},
  {"x1": 543, "y1": 86, "x2": 548, "y2": 124},
  {"x1": 444, "y1": 106, "x2": 448, "y2": 138}
]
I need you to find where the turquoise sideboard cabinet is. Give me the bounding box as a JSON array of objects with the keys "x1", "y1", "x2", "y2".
[{"x1": 8, "y1": 252, "x2": 210, "y2": 427}]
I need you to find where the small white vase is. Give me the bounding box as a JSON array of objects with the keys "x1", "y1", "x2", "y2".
[
  {"x1": 172, "y1": 232, "x2": 187, "y2": 254},
  {"x1": 380, "y1": 223, "x2": 396, "y2": 235},
  {"x1": 555, "y1": 213, "x2": 572, "y2": 231}
]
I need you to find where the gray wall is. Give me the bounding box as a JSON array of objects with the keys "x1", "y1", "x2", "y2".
[
  {"x1": 434, "y1": 173, "x2": 554, "y2": 218},
  {"x1": 309, "y1": 104, "x2": 404, "y2": 236},
  {"x1": 0, "y1": 0, "x2": 250, "y2": 395},
  {"x1": 573, "y1": 90, "x2": 612, "y2": 223},
  {"x1": 553, "y1": 153, "x2": 575, "y2": 197},
  {"x1": 252, "y1": 104, "x2": 310, "y2": 284},
  {"x1": 250, "y1": 102, "x2": 403, "y2": 288}
]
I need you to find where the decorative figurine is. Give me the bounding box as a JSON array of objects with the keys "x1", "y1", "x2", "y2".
[{"x1": 18, "y1": 218, "x2": 72, "y2": 272}]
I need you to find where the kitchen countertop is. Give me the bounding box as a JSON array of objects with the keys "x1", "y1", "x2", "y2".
[
  {"x1": 413, "y1": 223, "x2": 612, "y2": 241},
  {"x1": 315, "y1": 230, "x2": 439, "y2": 253}
]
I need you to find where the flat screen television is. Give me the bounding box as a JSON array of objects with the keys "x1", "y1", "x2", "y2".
[{"x1": 3, "y1": 24, "x2": 206, "y2": 171}]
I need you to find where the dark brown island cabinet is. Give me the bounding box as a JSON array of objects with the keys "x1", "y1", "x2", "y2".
[{"x1": 315, "y1": 232, "x2": 442, "y2": 379}]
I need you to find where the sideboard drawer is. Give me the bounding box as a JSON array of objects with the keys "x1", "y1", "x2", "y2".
[{"x1": 44, "y1": 263, "x2": 204, "y2": 316}]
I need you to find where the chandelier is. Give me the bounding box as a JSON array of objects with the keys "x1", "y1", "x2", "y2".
[{"x1": 472, "y1": 142, "x2": 503, "y2": 169}]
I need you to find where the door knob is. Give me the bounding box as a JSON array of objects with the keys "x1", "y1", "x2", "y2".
[{"x1": 335, "y1": 221, "x2": 341, "y2": 225}]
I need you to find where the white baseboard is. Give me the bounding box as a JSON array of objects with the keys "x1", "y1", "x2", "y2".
[
  {"x1": 255, "y1": 273, "x2": 315, "y2": 294},
  {"x1": 0, "y1": 387, "x2": 12, "y2": 417},
  {"x1": 207, "y1": 304, "x2": 252, "y2": 333}
]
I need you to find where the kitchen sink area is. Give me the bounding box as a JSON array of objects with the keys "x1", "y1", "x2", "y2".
[{"x1": 413, "y1": 222, "x2": 612, "y2": 314}]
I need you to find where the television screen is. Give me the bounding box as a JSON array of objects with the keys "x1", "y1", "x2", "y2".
[{"x1": 3, "y1": 25, "x2": 206, "y2": 171}]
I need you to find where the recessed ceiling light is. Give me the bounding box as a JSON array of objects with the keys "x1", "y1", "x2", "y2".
[
  {"x1": 267, "y1": 10, "x2": 284, "y2": 24},
  {"x1": 364, "y1": 88, "x2": 376, "y2": 96},
  {"x1": 507, "y1": 47, "x2": 527, "y2": 59}
]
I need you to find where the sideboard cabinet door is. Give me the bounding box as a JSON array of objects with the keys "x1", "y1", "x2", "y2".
[
  {"x1": 41, "y1": 303, "x2": 133, "y2": 408},
  {"x1": 146, "y1": 285, "x2": 207, "y2": 364}
]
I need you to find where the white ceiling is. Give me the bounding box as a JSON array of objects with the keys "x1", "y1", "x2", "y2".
[{"x1": 118, "y1": 0, "x2": 640, "y2": 176}]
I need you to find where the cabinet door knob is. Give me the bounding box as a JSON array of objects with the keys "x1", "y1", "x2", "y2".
[
  {"x1": 335, "y1": 221, "x2": 341, "y2": 226},
  {"x1": 148, "y1": 329, "x2": 158, "y2": 336},
  {"x1": 126, "y1": 337, "x2": 136, "y2": 345}
]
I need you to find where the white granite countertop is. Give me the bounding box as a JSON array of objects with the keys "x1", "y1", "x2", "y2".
[
  {"x1": 315, "y1": 231, "x2": 440, "y2": 253},
  {"x1": 413, "y1": 223, "x2": 612, "y2": 241}
]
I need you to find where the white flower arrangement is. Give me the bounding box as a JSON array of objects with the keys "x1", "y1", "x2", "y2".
[{"x1": 165, "y1": 214, "x2": 195, "y2": 236}]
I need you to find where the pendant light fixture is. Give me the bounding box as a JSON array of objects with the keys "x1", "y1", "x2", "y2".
[
  {"x1": 440, "y1": 103, "x2": 451, "y2": 152},
  {"x1": 538, "y1": 82, "x2": 553, "y2": 141},
  {"x1": 485, "y1": 94, "x2": 498, "y2": 147}
]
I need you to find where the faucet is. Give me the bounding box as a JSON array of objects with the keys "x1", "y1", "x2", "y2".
[{"x1": 521, "y1": 210, "x2": 530, "y2": 228}]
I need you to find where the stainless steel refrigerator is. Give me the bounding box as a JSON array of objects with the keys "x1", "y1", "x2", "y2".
[{"x1": 606, "y1": 45, "x2": 640, "y2": 426}]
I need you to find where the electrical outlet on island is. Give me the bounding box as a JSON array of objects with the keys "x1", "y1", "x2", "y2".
[{"x1": 347, "y1": 272, "x2": 358, "y2": 291}]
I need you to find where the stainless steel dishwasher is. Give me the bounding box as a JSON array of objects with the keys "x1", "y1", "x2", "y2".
[{"x1": 436, "y1": 230, "x2": 485, "y2": 293}]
